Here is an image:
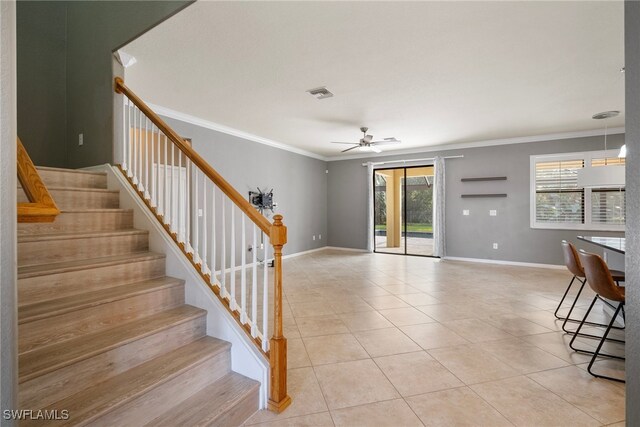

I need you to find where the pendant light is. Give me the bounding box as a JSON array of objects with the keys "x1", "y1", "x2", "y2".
[{"x1": 576, "y1": 111, "x2": 625, "y2": 188}]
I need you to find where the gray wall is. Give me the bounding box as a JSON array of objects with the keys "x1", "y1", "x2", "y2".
[
  {"x1": 328, "y1": 134, "x2": 625, "y2": 265},
  {"x1": 17, "y1": 1, "x2": 67, "y2": 167},
  {"x1": 163, "y1": 117, "x2": 328, "y2": 256},
  {"x1": 1, "y1": 0, "x2": 18, "y2": 422},
  {"x1": 16, "y1": 0, "x2": 192, "y2": 168},
  {"x1": 625, "y1": 0, "x2": 639, "y2": 423}
]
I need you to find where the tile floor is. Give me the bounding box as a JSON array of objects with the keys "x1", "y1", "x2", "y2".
[{"x1": 245, "y1": 249, "x2": 626, "y2": 427}]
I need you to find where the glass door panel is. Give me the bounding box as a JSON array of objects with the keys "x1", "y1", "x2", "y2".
[{"x1": 374, "y1": 165, "x2": 435, "y2": 257}]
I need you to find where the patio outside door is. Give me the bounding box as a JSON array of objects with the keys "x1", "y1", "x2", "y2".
[{"x1": 373, "y1": 165, "x2": 435, "y2": 257}]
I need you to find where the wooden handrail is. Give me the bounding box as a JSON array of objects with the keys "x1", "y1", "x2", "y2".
[
  {"x1": 115, "y1": 77, "x2": 271, "y2": 235},
  {"x1": 115, "y1": 77, "x2": 290, "y2": 413},
  {"x1": 17, "y1": 138, "x2": 60, "y2": 223}
]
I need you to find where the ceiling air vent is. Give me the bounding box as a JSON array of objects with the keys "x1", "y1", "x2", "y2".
[{"x1": 307, "y1": 86, "x2": 333, "y2": 99}]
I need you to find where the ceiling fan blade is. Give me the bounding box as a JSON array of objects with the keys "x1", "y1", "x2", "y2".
[
  {"x1": 363, "y1": 134, "x2": 373, "y2": 142},
  {"x1": 370, "y1": 146, "x2": 382, "y2": 153},
  {"x1": 341, "y1": 145, "x2": 360, "y2": 153},
  {"x1": 371, "y1": 139, "x2": 401, "y2": 145},
  {"x1": 330, "y1": 141, "x2": 358, "y2": 145}
]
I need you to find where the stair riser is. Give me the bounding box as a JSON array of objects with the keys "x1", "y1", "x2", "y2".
[
  {"x1": 19, "y1": 316, "x2": 207, "y2": 410},
  {"x1": 89, "y1": 350, "x2": 231, "y2": 427},
  {"x1": 207, "y1": 385, "x2": 260, "y2": 427},
  {"x1": 19, "y1": 284, "x2": 185, "y2": 354},
  {"x1": 18, "y1": 189, "x2": 119, "y2": 210},
  {"x1": 36, "y1": 169, "x2": 107, "y2": 189},
  {"x1": 18, "y1": 233, "x2": 149, "y2": 266},
  {"x1": 19, "y1": 257, "x2": 166, "y2": 304},
  {"x1": 18, "y1": 211, "x2": 133, "y2": 235}
]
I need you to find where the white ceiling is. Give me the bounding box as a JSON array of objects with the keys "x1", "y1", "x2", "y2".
[{"x1": 123, "y1": 1, "x2": 625, "y2": 159}]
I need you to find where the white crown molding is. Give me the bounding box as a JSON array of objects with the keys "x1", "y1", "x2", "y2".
[
  {"x1": 147, "y1": 102, "x2": 328, "y2": 161},
  {"x1": 327, "y1": 127, "x2": 626, "y2": 162},
  {"x1": 146, "y1": 102, "x2": 625, "y2": 164}
]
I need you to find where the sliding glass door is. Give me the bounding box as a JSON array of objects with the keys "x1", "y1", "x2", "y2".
[{"x1": 374, "y1": 165, "x2": 435, "y2": 257}]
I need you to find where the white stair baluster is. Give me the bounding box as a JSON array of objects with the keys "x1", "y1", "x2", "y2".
[
  {"x1": 202, "y1": 178, "x2": 208, "y2": 273},
  {"x1": 241, "y1": 215, "x2": 247, "y2": 323},
  {"x1": 144, "y1": 117, "x2": 149, "y2": 197},
  {"x1": 162, "y1": 134, "x2": 167, "y2": 219},
  {"x1": 211, "y1": 185, "x2": 216, "y2": 283},
  {"x1": 177, "y1": 150, "x2": 182, "y2": 243},
  {"x1": 194, "y1": 168, "x2": 199, "y2": 264},
  {"x1": 150, "y1": 124, "x2": 155, "y2": 207},
  {"x1": 262, "y1": 240, "x2": 269, "y2": 352},
  {"x1": 132, "y1": 109, "x2": 137, "y2": 185},
  {"x1": 230, "y1": 205, "x2": 236, "y2": 310},
  {"x1": 186, "y1": 158, "x2": 191, "y2": 253},
  {"x1": 251, "y1": 223, "x2": 258, "y2": 337},
  {"x1": 122, "y1": 98, "x2": 128, "y2": 172},
  {"x1": 170, "y1": 142, "x2": 175, "y2": 232},
  {"x1": 221, "y1": 197, "x2": 226, "y2": 298}
]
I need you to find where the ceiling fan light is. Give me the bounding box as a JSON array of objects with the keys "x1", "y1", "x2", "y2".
[{"x1": 358, "y1": 145, "x2": 372, "y2": 152}]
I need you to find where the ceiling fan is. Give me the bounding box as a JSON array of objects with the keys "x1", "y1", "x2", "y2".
[{"x1": 331, "y1": 127, "x2": 401, "y2": 153}]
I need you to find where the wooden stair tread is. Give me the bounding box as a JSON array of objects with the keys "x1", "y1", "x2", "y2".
[
  {"x1": 19, "y1": 277, "x2": 184, "y2": 323},
  {"x1": 19, "y1": 305, "x2": 206, "y2": 382},
  {"x1": 27, "y1": 337, "x2": 230, "y2": 427},
  {"x1": 149, "y1": 372, "x2": 260, "y2": 427},
  {"x1": 35, "y1": 166, "x2": 106, "y2": 176},
  {"x1": 18, "y1": 185, "x2": 117, "y2": 193},
  {"x1": 56, "y1": 208, "x2": 132, "y2": 213},
  {"x1": 18, "y1": 229, "x2": 148, "y2": 243},
  {"x1": 18, "y1": 251, "x2": 165, "y2": 279}
]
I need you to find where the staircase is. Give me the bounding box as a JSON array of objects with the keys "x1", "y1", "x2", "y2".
[{"x1": 17, "y1": 166, "x2": 260, "y2": 426}]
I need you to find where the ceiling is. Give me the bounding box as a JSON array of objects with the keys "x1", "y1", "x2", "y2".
[{"x1": 123, "y1": 1, "x2": 625, "y2": 159}]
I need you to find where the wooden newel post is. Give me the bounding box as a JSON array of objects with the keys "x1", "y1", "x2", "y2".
[{"x1": 268, "y1": 214, "x2": 292, "y2": 412}]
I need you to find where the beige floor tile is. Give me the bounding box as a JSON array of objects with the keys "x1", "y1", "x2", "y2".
[
  {"x1": 482, "y1": 314, "x2": 554, "y2": 336},
  {"x1": 577, "y1": 359, "x2": 626, "y2": 382},
  {"x1": 406, "y1": 387, "x2": 512, "y2": 427},
  {"x1": 429, "y1": 345, "x2": 519, "y2": 385},
  {"x1": 290, "y1": 301, "x2": 336, "y2": 318},
  {"x1": 314, "y1": 359, "x2": 400, "y2": 410},
  {"x1": 296, "y1": 316, "x2": 350, "y2": 337},
  {"x1": 339, "y1": 311, "x2": 394, "y2": 332},
  {"x1": 396, "y1": 293, "x2": 440, "y2": 306},
  {"x1": 516, "y1": 309, "x2": 565, "y2": 332},
  {"x1": 245, "y1": 367, "x2": 328, "y2": 424},
  {"x1": 521, "y1": 332, "x2": 594, "y2": 364},
  {"x1": 475, "y1": 338, "x2": 569, "y2": 374},
  {"x1": 377, "y1": 284, "x2": 421, "y2": 294},
  {"x1": 401, "y1": 323, "x2": 469, "y2": 350},
  {"x1": 353, "y1": 327, "x2": 421, "y2": 357},
  {"x1": 374, "y1": 351, "x2": 463, "y2": 396},
  {"x1": 303, "y1": 333, "x2": 369, "y2": 366},
  {"x1": 415, "y1": 304, "x2": 476, "y2": 322},
  {"x1": 249, "y1": 412, "x2": 334, "y2": 427},
  {"x1": 528, "y1": 365, "x2": 625, "y2": 424},
  {"x1": 471, "y1": 376, "x2": 601, "y2": 426},
  {"x1": 378, "y1": 307, "x2": 435, "y2": 327},
  {"x1": 328, "y1": 297, "x2": 375, "y2": 314},
  {"x1": 331, "y1": 399, "x2": 423, "y2": 427},
  {"x1": 440, "y1": 318, "x2": 514, "y2": 343},
  {"x1": 363, "y1": 295, "x2": 411, "y2": 310},
  {"x1": 289, "y1": 338, "x2": 312, "y2": 369}
]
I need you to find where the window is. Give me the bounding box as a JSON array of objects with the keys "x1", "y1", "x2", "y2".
[{"x1": 530, "y1": 150, "x2": 625, "y2": 230}]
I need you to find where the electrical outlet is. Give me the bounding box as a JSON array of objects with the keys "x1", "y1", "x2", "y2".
[
  {"x1": 493, "y1": 243, "x2": 499, "y2": 249},
  {"x1": 319, "y1": 234, "x2": 322, "y2": 240},
  {"x1": 78, "y1": 133, "x2": 84, "y2": 146},
  {"x1": 463, "y1": 210, "x2": 470, "y2": 216},
  {"x1": 198, "y1": 209, "x2": 203, "y2": 217},
  {"x1": 312, "y1": 235, "x2": 316, "y2": 241},
  {"x1": 489, "y1": 210, "x2": 497, "y2": 216}
]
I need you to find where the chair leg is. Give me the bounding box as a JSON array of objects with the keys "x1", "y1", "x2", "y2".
[
  {"x1": 587, "y1": 303, "x2": 626, "y2": 383},
  {"x1": 569, "y1": 295, "x2": 625, "y2": 358},
  {"x1": 557, "y1": 278, "x2": 620, "y2": 331},
  {"x1": 554, "y1": 276, "x2": 577, "y2": 320}
]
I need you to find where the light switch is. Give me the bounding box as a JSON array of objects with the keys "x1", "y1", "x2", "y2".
[
  {"x1": 78, "y1": 133, "x2": 84, "y2": 146},
  {"x1": 489, "y1": 210, "x2": 497, "y2": 216},
  {"x1": 493, "y1": 243, "x2": 499, "y2": 249},
  {"x1": 463, "y1": 210, "x2": 470, "y2": 216}
]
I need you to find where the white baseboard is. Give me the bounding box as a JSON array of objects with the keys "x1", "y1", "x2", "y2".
[
  {"x1": 282, "y1": 246, "x2": 327, "y2": 259},
  {"x1": 444, "y1": 256, "x2": 565, "y2": 270},
  {"x1": 324, "y1": 246, "x2": 369, "y2": 253}
]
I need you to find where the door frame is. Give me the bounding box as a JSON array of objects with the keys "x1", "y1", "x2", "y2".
[{"x1": 372, "y1": 164, "x2": 437, "y2": 258}]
